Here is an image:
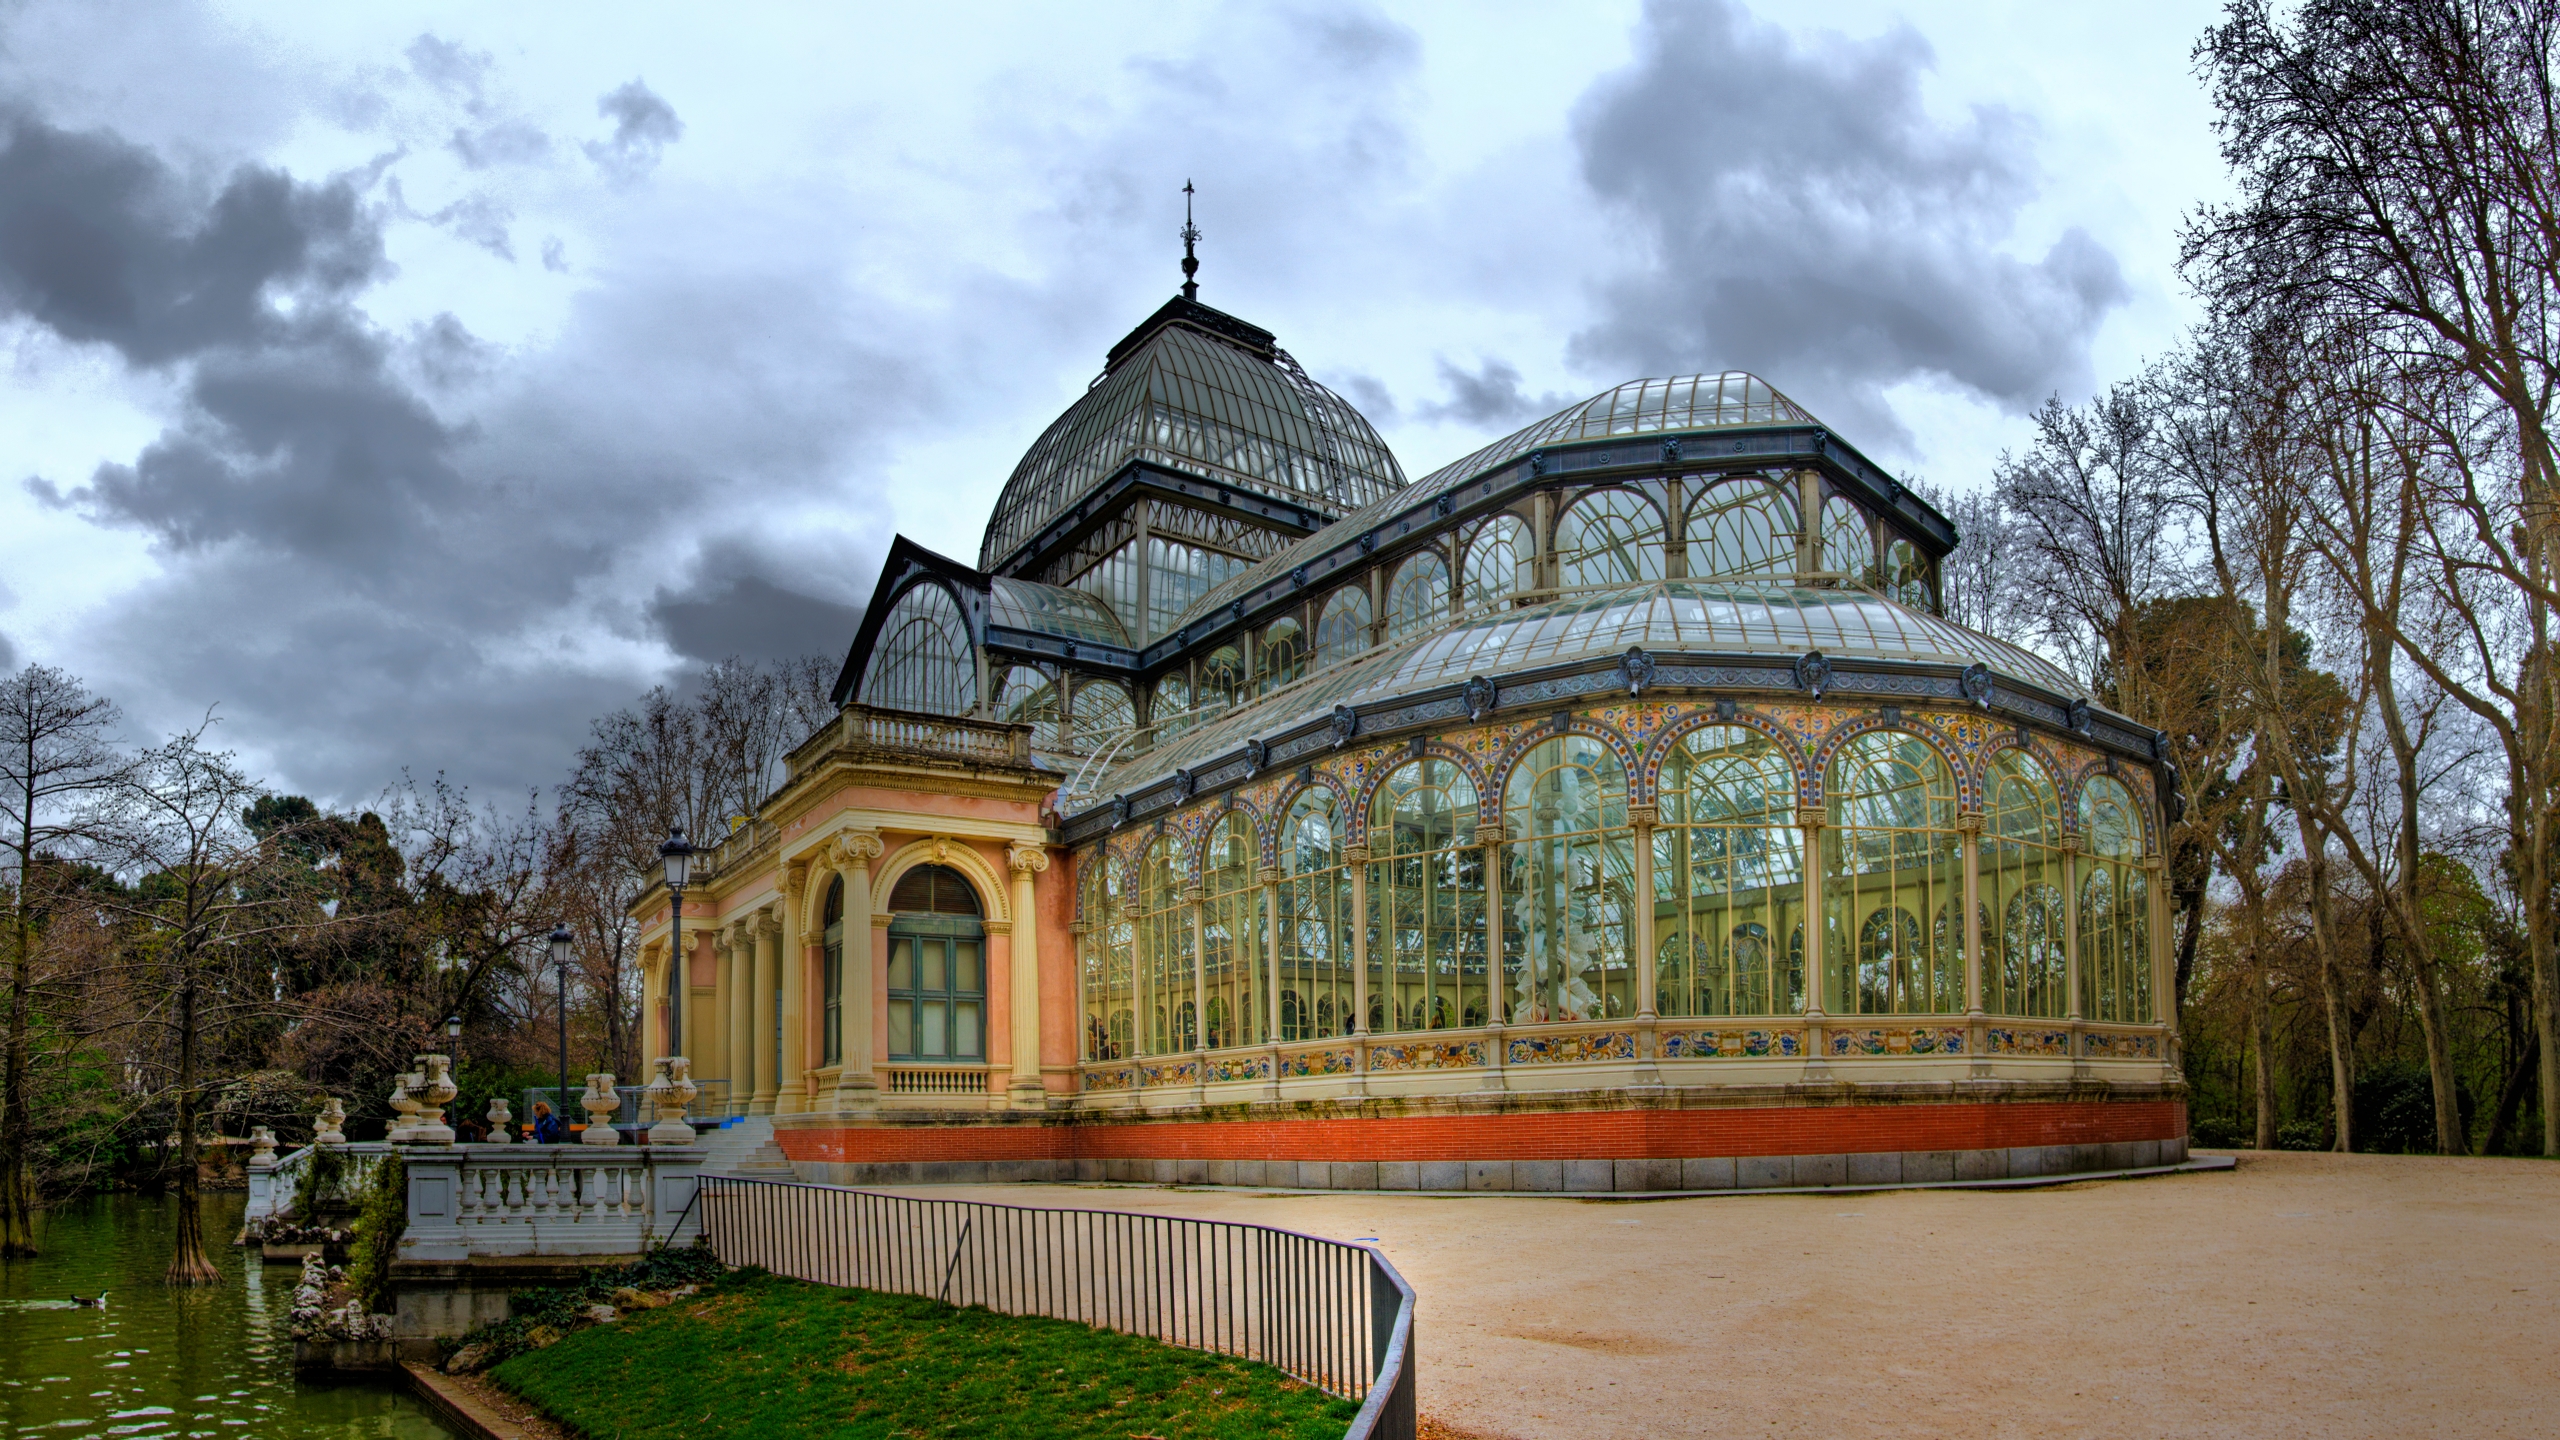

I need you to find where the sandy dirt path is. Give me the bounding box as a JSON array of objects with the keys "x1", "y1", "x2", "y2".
[{"x1": 875, "y1": 1152, "x2": 2558, "y2": 1439}]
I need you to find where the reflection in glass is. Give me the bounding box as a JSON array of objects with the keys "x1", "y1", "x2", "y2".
[
  {"x1": 860, "y1": 581, "x2": 977, "y2": 716},
  {"x1": 1555, "y1": 489, "x2": 1666, "y2": 590},
  {"x1": 1257, "y1": 618, "x2": 1307, "y2": 695},
  {"x1": 1985, "y1": 750, "x2": 2067, "y2": 1017},
  {"x1": 1461, "y1": 515, "x2": 1531, "y2": 613},
  {"x1": 1686, "y1": 478, "x2": 1799, "y2": 580},
  {"x1": 1385, "y1": 551, "x2": 1452, "y2": 641},
  {"x1": 1202, "y1": 811, "x2": 1262, "y2": 1047},
  {"x1": 1821, "y1": 495, "x2": 1873, "y2": 583},
  {"x1": 1656, "y1": 725, "x2": 1804, "y2": 1015},
  {"x1": 1366, "y1": 759, "x2": 1486, "y2": 1034},
  {"x1": 1278, "y1": 788, "x2": 1354, "y2": 1039},
  {"x1": 2079, "y1": 775, "x2": 2152, "y2": 1022},
  {"x1": 1135, "y1": 838, "x2": 1192, "y2": 1053},
  {"x1": 1316, "y1": 586, "x2": 1372, "y2": 672},
  {"x1": 1824, "y1": 730, "x2": 1962, "y2": 1014},
  {"x1": 1505, "y1": 735, "x2": 1633, "y2": 1023}
]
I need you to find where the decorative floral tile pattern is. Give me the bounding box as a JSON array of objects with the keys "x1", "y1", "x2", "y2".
[
  {"x1": 1658, "y1": 1027, "x2": 1804, "y2": 1058},
  {"x1": 1138, "y1": 1059, "x2": 1199, "y2": 1086},
  {"x1": 1081, "y1": 1066, "x2": 1134, "y2": 1092},
  {"x1": 1366, "y1": 1038, "x2": 1487, "y2": 1072},
  {"x1": 2081, "y1": 1031, "x2": 2163, "y2": 1060},
  {"x1": 1826, "y1": 1026, "x2": 1966, "y2": 1057},
  {"x1": 1279, "y1": 1047, "x2": 1356, "y2": 1078},
  {"x1": 1985, "y1": 1027, "x2": 2072, "y2": 1056},
  {"x1": 1506, "y1": 1029, "x2": 1637, "y2": 1065},
  {"x1": 1204, "y1": 1053, "x2": 1273, "y2": 1082}
]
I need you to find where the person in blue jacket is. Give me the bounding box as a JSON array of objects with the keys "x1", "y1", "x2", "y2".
[{"x1": 530, "y1": 1100, "x2": 563, "y2": 1144}]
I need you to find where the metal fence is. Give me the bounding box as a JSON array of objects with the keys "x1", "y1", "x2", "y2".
[{"x1": 697, "y1": 1175, "x2": 1416, "y2": 1440}]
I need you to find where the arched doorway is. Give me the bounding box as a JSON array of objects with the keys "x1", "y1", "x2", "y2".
[{"x1": 886, "y1": 864, "x2": 986, "y2": 1062}]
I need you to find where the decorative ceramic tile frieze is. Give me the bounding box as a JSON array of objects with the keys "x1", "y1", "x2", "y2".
[
  {"x1": 2081, "y1": 1030, "x2": 2163, "y2": 1060},
  {"x1": 1138, "y1": 1059, "x2": 1199, "y2": 1086},
  {"x1": 1506, "y1": 1029, "x2": 1637, "y2": 1065},
  {"x1": 1279, "y1": 1047, "x2": 1356, "y2": 1078},
  {"x1": 1365, "y1": 1038, "x2": 1487, "y2": 1072},
  {"x1": 1657, "y1": 1027, "x2": 1803, "y2": 1059},
  {"x1": 1081, "y1": 1066, "x2": 1135, "y2": 1092},
  {"x1": 1985, "y1": 1027, "x2": 2072, "y2": 1056},
  {"x1": 1826, "y1": 1026, "x2": 1966, "y2": 1057},
  {"x1": 1204, "y1": 1053, "x2": 1273, "y2": 1082}
]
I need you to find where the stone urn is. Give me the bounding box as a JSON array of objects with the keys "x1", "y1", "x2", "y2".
[
  {"x1": 313, "y1": 1096, "x2": 346, "y2": 1146},
  {"x1": 579, "y1": 1073, "x2": 622, "y2": 1146},
  {"x1": 648, "y1": 1056, "x2": 698, "y2": 1146},
  {"x1": 485, "y1": 1095, "x2": 515, "y2": 1143},
  {"x1": 410, "y1": 1054, "x2": 459, "y2": 1145},
  {"x1": 386, "y1": 1070, "x2": 423, "y2": 1141},
  {"x1": 248, "y1": 1125, "x2": 278, "y2": 1164}
]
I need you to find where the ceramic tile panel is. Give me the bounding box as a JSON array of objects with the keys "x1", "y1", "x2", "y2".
[
  {"x1": 1081, "y1": 1066, "x2": 1135, "y2": 1092},
  {"x1": 1657, "y1": 1027, "x2": 1804, "y2": 1058},
  {"x1": 2081, "y1": 1030, "x2": 2163, "y2": 1060},
  {"x1": 1205, "y1": 1053, "x2": 1274, "y2": 1082},
  {"x1": 1985, "y1": 1027, "x2": 2072, "y2": 1056},
  {"x1": 1366, "y1": 1038, "x2": 1488, "y2": 1072},
  {"x1": 1826, "y1": 1026, "x2": 1966, "y2": 1057},
  {"x1": 1506, "y1": 1029, "x2": 1637, "y2": 1065},
  {"x1": 1138, "y1": 1059, "x2": 1199, "y2": 1086},
  {"x1": 1280, "y1": 1046, "x2": 1356, "y2": 1078}
]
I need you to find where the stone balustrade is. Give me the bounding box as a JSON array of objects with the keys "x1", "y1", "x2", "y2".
[{"x1": 399, "y1": 1144, "x2": 703, "y2": 1260}]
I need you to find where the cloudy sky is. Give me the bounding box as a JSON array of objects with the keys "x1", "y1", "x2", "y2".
[{"x1": 0, "y1": 0, "x2": 2228, "y2": 808}]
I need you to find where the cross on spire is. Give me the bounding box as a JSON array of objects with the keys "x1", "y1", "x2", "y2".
[{"x1": 1180, "y1": 180, "x2": 1201, "y2": 301}]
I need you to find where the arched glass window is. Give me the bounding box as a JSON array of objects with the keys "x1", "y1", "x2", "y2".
[
  {"x1": 1068, "y1": 678, "x2": 1133, "y2": 756},
  {"x1": 1554, "y1": 490, "x2": 1666, "y2": 591},
  {"x1": 886, "y1": 863, "x2": 985, "y2": 1061},
  {"x1": 1150, "y1": 673, "x2": 1192, "y2": 744},
  {"x1": 1885, "y1": 538, "x2": 1931, "y2": 610},
  {"x1": 1256, "y1": 618, "x2": 1307, "y2": 695},
  {"x1": 1367, "y1": 758, "x2": 1486, "y2": 1035},
  {"x1": 1277, "y1": 788, "x2": 1353, "y2": 1040},
  {"x1": 821, "y1": 876, "x2": 845, "y2": 1066},
  {"x1": 1685, "y1": 479, "x2": 1799, "y2": 581},
  {"x1": 994, "y1": 665, "x2": 1062, "y2": 755},
  {"x1": 1134, "y1": 838, "x2": 1193, "y2": 1053},
  {"x1": 1198, "y1": 647, "x2": 1246, "y2": 714},
  {"x1": 1201, "y1": 811, "x2": 1260, "y2": 1049},
  {"x1": 2079, "y1": 775, "x2": 2153, "y2": 1023},
  {"x1": 1461, "y1": 515, "x2": 1530, "y2": 613},
  {"x1": 1820, "y1": 495, "x2": 1874, "y2": 583},
  {"x1": 1315, "y1": 586, "x2": 1371, "y2": 672},
  {"x1": 1383, "y1": 551, "x2": 1451, "y2": 642},
  {"x1": 1824, "y1": 731, "x2": 1962, "y2": 1015},
  {"x1": 1656, "y1": 725, "x2": 1804, "y2": 1016},
  {"x1": 1504, "y1": 735, "x2": 1633, "y2": 1023},
  {"x1": 1984, "y1": 750, "x2": 2067, "y2": 1018},
  {"x1": 860, "y1": 582, "x2": 976, "y2": 716},
  {"x1": 1081, "y1": 858, "x2": 1129, "y2": 1062}
]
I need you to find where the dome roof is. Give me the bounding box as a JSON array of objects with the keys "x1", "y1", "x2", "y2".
[{"x1": 978, "y1": 299, "x2": 1407, "y2": 571}]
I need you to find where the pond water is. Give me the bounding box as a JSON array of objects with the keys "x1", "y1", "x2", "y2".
[{"x1": 0, "y1": 1192, "x2": 456, "y2": 1438}]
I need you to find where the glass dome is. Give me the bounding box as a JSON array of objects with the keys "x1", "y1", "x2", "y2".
[{"x1": 978, "y1": 314, "x2": 1407, "y2": 571}]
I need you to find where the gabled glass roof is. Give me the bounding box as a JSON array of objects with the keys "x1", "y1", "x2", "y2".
[
  {"x1": 1084, "y1": 580, "x2": 2088, "y2": 799},
  {"x1": 987, "y1": 578, "x2": 1132, "y2": 648},
  {"x1": 978, "y1": 311, "x2": 1407, "y2": 571}
]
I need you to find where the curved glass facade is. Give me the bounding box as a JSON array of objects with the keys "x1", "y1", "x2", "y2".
[{"x1": 862, "y1": 582, "x2": 977, "y2": 716}]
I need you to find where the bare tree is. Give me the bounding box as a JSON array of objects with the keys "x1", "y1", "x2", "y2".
[{"x1": 0, "y1": 664, "x2": 130, "y2": 1257}]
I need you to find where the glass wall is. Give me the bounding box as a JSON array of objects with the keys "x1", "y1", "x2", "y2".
[
  {"x1": 993, "y1": 665, "x2": 1062, "y2": 754},
  {"x1": 1461, "y1": 515, "x2": 1530, "y2": 613},
  {"x1": 1201, "y1": 811, "x2": 1262, "y2": 1048},
  {"x1": 2079, "y1": 775, "x2": 2153, "y2": 1022},
  {"x1": 1984, "y1": 750, "x2": 2068, "y2": 1017},
  {"x1": 1685, "y1": 478, "x2": 1798, "y2": 580},
  {"x1": 885, "y1": 867, "x2": 986, "y2": 1061},
  {"x1": 1082, "y1": 860, "x2": 1131, "y2": 1061},
  {"x1": 1823, "y1": 731, "x2": 1962, "y2": 1015},
  {"x1": 1655, "y1": 725, "x2": 1804, "y2": 1016},
  {"x1": 1554, "y1": 490, "x2": 1666, "y2": 590},
  {"x1": 1068, "y1": 542, "x2": 1140, "y2": 639},
  {"x1": 1384, "y1": 551, "x2": 1451, "y2": 642},
  {"x1": 1504, "y1": 735, "x2": 1634, "y2": 1023},
  {"x1": 1315, "y1": 586, "x2": 1371, "y2": 672},
  {"x1": 1885, "y1": 539, "x2": 1931, "y2": 610},
  {"x1": 821, "y1": 876, "x2": 845, "y2": 1066},
  {"x1": 1820, "y1": 495, "x2": 1873, "y2": 582},
  {"x1": 1144, "y1": 536, "x2": 1251, "y2": 642},
  {"x1": 1068, "y1": 678, "x2": 1134, "y2": 754},
  {"x1": 1199, "y1": 646, "x2": 1246, "y2": 714},
  {"x1": 1257, "y1": 617, "x2": 1306, "y2": 694},
  {"x1": 1366, "y1": 758, "x2": 1487, "y2": 1032},
  {"x1": 1277, "y1": 787, "x2": 1355, "y2": 1040},
  {"x1": 860, "y1": 582, "x2": 977, "y2": 716},
  {"x1": 1135, "y1": 838, "x2": 1193, "y2": 1052},
  {"x1": 1150, "y1": 674, "x2": 1191, "y2": 743}
]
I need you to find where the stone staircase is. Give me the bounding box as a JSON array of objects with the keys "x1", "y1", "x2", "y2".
[{"x1": 691, "y1": 1114, "x2": 796, "y2": 1178}]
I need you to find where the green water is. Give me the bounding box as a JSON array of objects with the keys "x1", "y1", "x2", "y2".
[{"x1": 0, "y1": 1192, "x2": 456, "y2": 1438}]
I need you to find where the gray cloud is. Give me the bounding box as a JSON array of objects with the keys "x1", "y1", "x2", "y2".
[
  {"x1": 1567, "y1": 0, "x2": 2126, "y2": 448},
  {"x1": 0, "y1": 631, "x2": 16, "y2": 674},
  {"x1": 648, "y1": 540, "x2": 867, "y2": 669},
  {"x1": 585, "y1": 81, "x2": 682, "y2": 184},
  {"x1": 1416, "y1": 358, "x2": 1579, "y2": 429}
]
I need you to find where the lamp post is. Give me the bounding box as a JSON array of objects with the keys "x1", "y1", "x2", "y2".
[
  {"x1": 549, "y1": 924, "x2": 573, "y2": 1144},
  {"x1": 658, "y1": 825, "x2": 695, "y2": 1063},
  {"x1": 443, "y1": 1012, "x2": 464, "y2": 1131}
]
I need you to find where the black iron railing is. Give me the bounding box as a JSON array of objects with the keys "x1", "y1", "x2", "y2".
[{"x1": 697, "y1": 1175, "x2": 1416, "y2": 1439}]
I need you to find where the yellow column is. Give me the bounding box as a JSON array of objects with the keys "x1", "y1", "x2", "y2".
[
  {"x1": 836, "y1": 832, "x2": 882, "y2": 1105},
  {"x1": 1961, "y1": 812, "x2": 1987, "y2": 1076},
  {"x1": 726, "y1": 921, "x2": 754, "y2": 1116},
  {"x1": 707, "y1": 924, "x2": 731, "y2": 1092},
  {"x1": 1008, "y1": 841, "x2": 1050, "y2": 1109},
  {"x1": 751, "y1": 909, "x2": 781, "y2": 1114},
  {"x1": 1631, "y1": 805, "x2": 1658, "y2": 1019},
  {"x1": 641, "y1": 940, "x2": 664, "y2": 1075},
  {"x1": 777, "y1": 866, "x2": 807, "y2": 1115},
  {"x1": 1259, "y1": 869, "x2": 1281, "y2": 1047},
  {"x1": 1798, "y1": 807, "x2": 1827, "y2": 1064}
]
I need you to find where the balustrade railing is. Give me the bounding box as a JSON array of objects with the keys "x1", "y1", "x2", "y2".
[
  {"x1": 698, "y1": 1176, "x2": 1416, "y2": 1439},
  {"x1": 401, "y1": 1144, "x2": 703, "y2": 1260},
  {"x1": 881, "y1": 1065, "x2": 990, "y2": 1097}
]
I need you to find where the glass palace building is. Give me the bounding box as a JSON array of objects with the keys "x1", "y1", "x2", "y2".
[{"x1": 636, "y1": 286, "x2": 2189, "y2": 1192}]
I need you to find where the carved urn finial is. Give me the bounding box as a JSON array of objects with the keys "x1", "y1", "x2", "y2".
[
  {"x1": 313, "y1": 1096, "x2": 347, "y2": 1146},
  {"x1": 580, "y1": 1073, "x2": 623, "y2": 1146}
]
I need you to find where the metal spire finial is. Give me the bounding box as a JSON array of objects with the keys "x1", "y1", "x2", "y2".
[{"x1": 1180, "y1": 179, "x2": 1201, "y2": 302}]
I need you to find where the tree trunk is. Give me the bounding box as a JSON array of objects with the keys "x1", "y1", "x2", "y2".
[
  {"x1": 2306, "y1": 848, "x2": 2351, "y2": 1153},
  {"x1": 2, "y1": 900, "x2": 32, "y2": 1258},
  {"x1": 166, "y1": 969, "x2": 216, "y2": 1286},
  {"x1": 2368, "y1": 628, "x2": 2464, "y2": 1152},
  {"x1": 2252, "y1": 946, "x2": 2276, "y2": 1149},
  {"x1": 2484, "y1": 1026, "x2": 2540, "y2": 1158},
  {"x1": 2530, "y1": 837, "x2": 2560, "y2": 1158}
]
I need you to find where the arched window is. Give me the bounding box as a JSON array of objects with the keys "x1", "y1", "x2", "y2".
[
  {"x1": 1554, "y1": 490, "x2": 1666, "y2": 591},
  {"x1": 994, "y1": 665, "x2": 1062, "y2": 755},
  {"x1": 1150, "y1": 673, "x2": 1192, "y2": 744},
  {"x1": 1201, "y1": 811, "x2": 1260, "y2": 1049},
  {"x1": 1315, "y1": 586, "x2": 1371, "y2": 671},
  {"x1": 886, "y1": 863, "x2": 985, "y2": 1061},
  {"x1": 1256, "y1": 618, "x2": 1306, "y2": 695},
  {"x1": 860, "y1": 582, "x2": 976, "y2": 716},
  {"x1": 1134, "y1": 838, "x2": 1192, "y2": 1054},
  {"x1": 1657, "y1": 725, "x2": 1804, "y2": 1016},
  {"x1": 1685, "y1": 479, "x2": 1799, "y2": 581},
  {"x1": 1461, "y1": 515, "x2": 1530, "y2": 613},
  {"x1": 1081, "y1": 859, "x2": 1128, "y2": 1062},
  {"x1": 2079, "y1": 775, "x2": 2153, "y2": 1023},
  {"x1": 1503, "y1": 735, "x2": 1633, "y2": 1023},
  {"x1": 1824, "y1": 731, "x2": 1962, "y2": 1014},
  {"x1": 1197, "y1": 647, "x2": 1246, "y2": 714},
  {"x1": 1885, "y1": 538, "x2": 1931, "y2": 610},
  {"x1": 821, "y1": 876, "x2": 846, "y2": 1066},
  {"x1": 1984, "y1": 750, "x2": 2067, "y2": 1018},
  {"x1": 1068, "y1": 678, "x2": 1134, "y2": 756},
  {"x1": 1366, "y1": 758, "x2": 1485, "y2": 1036},
  {"x1": 1384, "y1": 551, "x2": 1451, "y2": 642},
  {"x1": 1819, "y1": 495, "x2": 1874, "y2": 583},
  {"x1": 1278, "y1": 788, "x2": 1353, "y2": 1040}
]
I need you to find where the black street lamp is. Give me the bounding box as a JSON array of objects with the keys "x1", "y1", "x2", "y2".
[
  {"x1": 549, "y1": 924, "x2": 573, "y2": 1144},
  {"x1": 658, "y1": 825, "x2": 695, "y2": 1061}
]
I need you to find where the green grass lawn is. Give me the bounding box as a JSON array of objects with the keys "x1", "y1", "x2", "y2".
[{"x1": 489, "y1": 1269, "x2": 1363, "y2": 1440}]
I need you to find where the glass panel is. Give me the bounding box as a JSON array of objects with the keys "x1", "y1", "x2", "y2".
[
  {"x1": 1657, "y1": 725, "x2": 1804, "y2": 1016},
  {"x1": 1280, "y1": 788, "x2": 1353, "y2": 1039},
  {"x1": 921, "y1": 1001, "x2": 948, "y2": 1057},
  {"x1": 1824, "y1": 730, "x2": 1962, "y2": 1014},
  {"x1": 954, "y1": 1001, "x2": 982, "y2": 1058},
  {"x1": 1384, "y1": 551, "x2": 1452, "y2": 641},
  {"x1": 1555, "y1": 489, "x2": 1666, "y2": 590},
  {"x1": 888, "y1": 998, "x2": 914, "y2": 1056},
  {"x1": 822, "y1": 937, "x2": 844, "y2": 1067},
  {"x1": 994, "y1": 664, "x2": 1064, "y2": 755},
  {"x1": 1461, "y1": 515, "x2": 1530, "y2": 613},
  {"x1": 887, "y1": 937, "x2": 914, "y2": 991},
  {"x1": 955, "y1": 941, "x2": 981, "y2": 994},
  {"x1": 1885, "y1": 538, "x2": 1931, "y2": 610},
  {"x1": 1315, "y1": 586, "x2": 1371, "y2": 671},
  {"x1": 1821, "y1": 495, "x2": 1874, "y2": 584},
  {"x1": 1504, "y1": 734, "x2": 1634, "y2": 1022},
  {"x1": 1257, "y1": 617, "x2": 1307, "y2": 694},
  {"x1": 1367, "y1": 758, "x2": 1486, "y2": 1034},
  {"x1": 858, "y1": 581, "x2": 977, "y2": 716},
  {"x1": 1685, "y1": 478, "x2": 1799, "y2": 580},
  {"x1": 2078, "y1": 775, "x2": 2151, "y2": 1023},
  {"x1": 1985, "y1": 750, "x2": 2067, "y2": 1018},
  {"x1": 1203, "y1": 812, "x2": 1263, "y2": 1049},
  {"x1": 921, "y1": 940, "x2": 946, "y2": 992}
]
